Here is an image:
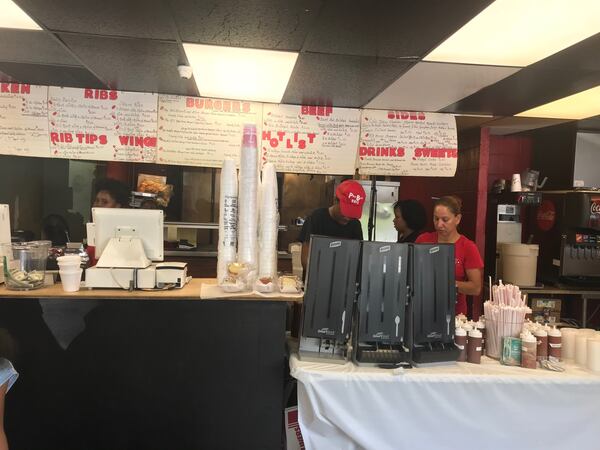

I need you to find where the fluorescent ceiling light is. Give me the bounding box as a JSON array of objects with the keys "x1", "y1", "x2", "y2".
[
  {"x1": 183, "y1": 43, "x2": 298, "y2": 103},
  {"x1": 425, "y1": 0, "x2": 600, "y2": 67},
  {"x1": 516, "y1": 85, "x2": 600, "y2": 119},
  {"x1": 0, "y1": 0, "x2": 41, "y2": 30}
]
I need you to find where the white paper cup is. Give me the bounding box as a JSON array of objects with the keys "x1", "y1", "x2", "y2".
[
  {"x1": 57, "y1": 255, "x2": 81, "y2": 264},
  {"x1": 60, "y1": 269, "x2": 82, "y2": 292}
]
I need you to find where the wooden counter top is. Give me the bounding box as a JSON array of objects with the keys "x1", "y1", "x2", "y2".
[{"x1": 0, "y1": 278, "x2": 301, "y2": 302}]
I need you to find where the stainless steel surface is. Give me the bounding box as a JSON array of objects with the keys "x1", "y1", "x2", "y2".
[{"x1": 164, "y1": 222, "x2": 288, "y2": 231}]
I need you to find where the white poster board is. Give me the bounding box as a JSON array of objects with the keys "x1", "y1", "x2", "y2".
[
  {"x1": 261, "y1": 104, "x2": 360, "y2": 174},
  {"x1": 358, "y1": 110, "x2": 457, "y2": 176},
  {"x1": 48, "y1": 86, "x2": 157, "y2": 162},
  {"x1": 0, "y1": 83, "x2": 49, "y2": 157},
  {"x1": 157, "y1": 95, "x2": 262, "y2": 167}
]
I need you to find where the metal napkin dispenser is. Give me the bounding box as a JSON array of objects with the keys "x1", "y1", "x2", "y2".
[
  {"x1": 352, "y1": 242, "x2": 410, "y2": 366},
  {"x1": 409, "y1": 243, "x2": 459, "y2": 365},
  {"x1": 299, "y1": 235, "x2": 361, "y2": 363}
]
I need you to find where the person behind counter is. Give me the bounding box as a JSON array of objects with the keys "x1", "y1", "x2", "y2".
[
  {"x1": 416, "y1": 195, "x2": 483, "y2": 316},
  {"x1": 393, "y1": 199, "x2": 427, "y2": 243},
  {"x1": 299, "y1": 180, "x2": 366, "y2": 270},
  {"x1": 92, "y1": 178, "x2": 130, "y2": 208}
]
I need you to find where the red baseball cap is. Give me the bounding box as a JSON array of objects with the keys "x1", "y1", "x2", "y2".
[{"x1": 336, "y1": 180, "x2": 366, "y2": 219}]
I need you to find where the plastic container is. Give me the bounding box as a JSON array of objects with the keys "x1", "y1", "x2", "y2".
[
  {"x1": 1, "y1": 240, "x2": 50, "y2": 290},
  {"x1": 521, "y1": 331, "x2": 537, "y2": 369},
  {"x1": 455, "y1": 327, "x2": 467, "y2": 362},
  {"x1": 548, "y1": 326, "x2": 562, "y2": 362},
  {"x1": 534, "y1": 328, "x2": 548, "y2": 361},
  {"x1": 60, "y1": 268, "x2": 82, "y2": 292},
  {"x1": 467, "y1": 329, "x2": 483, "y2": 364},
  {"x1": 501, "y1": 244, "x2": 539, "y2": 287}
]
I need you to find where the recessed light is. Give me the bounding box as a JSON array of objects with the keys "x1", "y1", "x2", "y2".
[
  {"x1": 183, "y1": 43, "x2": 298, "y2": 103},
  {"x1": 0, "y1": 0, "x2": 41, "y2": 30},
  {"x1": 516, "y1": 85, "x2": 600, "y2": 119},
  {"x1": 425, "y1": 0, "x2": 600, "y2": 67}
]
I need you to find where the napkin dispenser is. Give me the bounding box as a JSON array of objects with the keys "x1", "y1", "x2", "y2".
[
  {"x1": 408, "y1": 243, "x2": 459, "y2": 366},
  {"x1": 352, "y1": 242, "x2": 410, "y2": 367},
  {"x1": 299, "y1": 236, "x2": 360, "y2": 364}
]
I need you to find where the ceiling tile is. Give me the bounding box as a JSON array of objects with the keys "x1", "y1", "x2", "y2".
[
  {"x1": 14, "y1": 0, "x2": 176, "y2": 40},
  {"x1": 302, "y1": 0, "x2": 492, "y2": 57},
  {"x1": 59, "y1": 34, "x2": 199, "y2": 95},
  {"x1": 169, "y1": 0, "x2": 323, "y2": 51},
  {"x1": 281, "y1": 52, "x2": 411, "y2": 108},
  {"x1": 0, "y1": 29, "x2": 79, "y2": 66},
  {"x1": 487, "y1": 117, "x2": 574, "y2": 136},
  {"x1": 0, "y1": 62, "x2": 104, "y2": 88},
  {"x1": 365, "y1": 62, "x2": 519, "y2": 111}
]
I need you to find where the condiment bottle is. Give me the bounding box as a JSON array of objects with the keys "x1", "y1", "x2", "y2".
[
  {"x1": 467, "y1": 328, "x2": 483, "y2": 364},
  {"x1": 455, "y1": 327, "x2": 467, "y2": 362},
  {"x1": 521, "y1": 331, "x2": 537, "y2": 369},
  {"x1": 548, "y1": 326, "x2": 562, "y2": 362},
  {"x1": 476, "y1": 319, "x2": 486, "y2": 352},
  {"x1": 534, "y1": 328, "x2": 548, "y2": 361}
]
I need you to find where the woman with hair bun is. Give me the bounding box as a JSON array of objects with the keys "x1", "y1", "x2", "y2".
[{"x1": 416, "y1": 195, "x2": 483, "y2": 316}]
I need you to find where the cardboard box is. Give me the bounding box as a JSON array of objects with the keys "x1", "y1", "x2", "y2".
[
  {"x1": 531, "y1": 298, "x2": 561, "y2": 313},
  {"x1": 527, "y1": 298, "x2": 561, "y2": 324}
]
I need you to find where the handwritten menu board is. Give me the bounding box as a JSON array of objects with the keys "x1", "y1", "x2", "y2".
[
  {"x1": 0, "y1": 83, "x2": 49, "y2": 157},
  {"x1": 157, "y1": 95, "x2": 262, "y2": 167},
  {"x1": 358, "y1": 110, "x2": 458, "y2": 176},
  {"x1": 261, "y1": 104, "x2": 360, "y2": 175},
  {"x1": 48, "y1": 87, "x2": 157, "y2": 162}
]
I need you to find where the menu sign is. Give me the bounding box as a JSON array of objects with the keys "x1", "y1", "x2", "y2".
[
  {"x1": 48, "y1": 87, "x2": 157, "y2": 162},
  {"x1": 0, "y1": 83, "x2": 49, "y2": 157},
  {"x1": 157, "y1": 95, "x2": 262, "y2": 167},
  {"x1": 261, "y1": 104, "x2": 360, "y2": 175},
  {"x1": 358, "y1": 110, "x2": 457, "y2": 176}
]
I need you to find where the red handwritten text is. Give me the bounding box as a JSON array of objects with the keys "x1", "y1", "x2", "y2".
[
  {"x1": 186, "y1": 97, "x2": 251, "y2": 113},
  {"x1": 360, "y1": 146, "x2": 405, "y2": 157},
  {"x1": 1, "y1": 83, "x2": 30, "y2": 94},
  {"x1": 50, "y1": 132, "x2": 108, "y2": 145},
  {"x1": 84, "y1": 89, "x2": 118, "y2": 100},
  {"x1": 262, "y1": 131, "x2": 317, "y2": 150}
]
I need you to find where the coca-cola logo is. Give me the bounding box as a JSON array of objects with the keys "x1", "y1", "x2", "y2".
[
  {"x1": 536, "y1": 200, "x2": 556, "y2": 232},
  {"x1": 591, "y1": 200, "x2": 600, "y2": 215}
]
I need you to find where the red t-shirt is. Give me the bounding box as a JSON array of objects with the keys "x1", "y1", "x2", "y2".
[{"x1": 415, "y1": 232, "x2": 483, "y2": 316}]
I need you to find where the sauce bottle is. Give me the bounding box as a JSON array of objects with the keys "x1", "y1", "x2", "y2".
[{"x1": 467, "y1": 328, "x2": 483, "y2": 364}]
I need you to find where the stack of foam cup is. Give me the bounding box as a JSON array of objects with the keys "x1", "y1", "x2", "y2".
[{"x1": 56, "y1": 255, "x2": 82, "y2": 292}]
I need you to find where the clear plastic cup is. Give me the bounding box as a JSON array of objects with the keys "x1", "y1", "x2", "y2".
[
  {"x1": 1, "y1": 241, "x2": 50, "y2": 290},
  {"x1": 60, "y1": 269, "x2": 82, "y2": 292}
]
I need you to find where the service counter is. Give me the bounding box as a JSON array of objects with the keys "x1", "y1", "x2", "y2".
[
  {"x1": 291, "y1": 354, "x2": 600, "y2": 450},
  {"x1": 0, "y1": 279, "x2": 300, "y2": 450}
]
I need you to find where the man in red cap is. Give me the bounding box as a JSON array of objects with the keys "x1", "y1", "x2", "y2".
[{"x1": 298, "y1": 179, "x2": 366, "y2": 269}]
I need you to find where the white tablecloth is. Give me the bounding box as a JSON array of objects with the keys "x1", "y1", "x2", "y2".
[{"x1": 290, "y1": 354, "x2": 600, "y2": 450}]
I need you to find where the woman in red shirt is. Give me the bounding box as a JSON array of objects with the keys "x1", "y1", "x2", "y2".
[{"x1": 416, "y1": 196, "x2": 483, "y2": 316}]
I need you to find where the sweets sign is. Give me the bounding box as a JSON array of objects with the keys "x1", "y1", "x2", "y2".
[
  {"x1": 358, "y1": 110, "x2": 458, "y2": 176},
  {"x1": 261, "y1": 103, "x2": 360, "y2": 175}
]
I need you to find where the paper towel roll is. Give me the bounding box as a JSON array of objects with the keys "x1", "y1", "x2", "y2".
[
  {"x1": 258, "y1": 163, "x2": 279, "y2": 279},
  {"x1": 587, "y1": 339, "x2": 600, "y2": 372},
  {"x1": 217, "y1": 159, "x2": 238, "y2": 284},
  {"x1": 237, "y1": 124, "x2": 259, "y2": 267}
]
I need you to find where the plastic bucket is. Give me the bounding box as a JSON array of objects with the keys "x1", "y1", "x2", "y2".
[{"x1": 501, "y1": 243, "x2": 539, "y2": 287}]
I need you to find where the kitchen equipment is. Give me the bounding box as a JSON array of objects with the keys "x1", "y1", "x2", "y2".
[
  {"x1": 408, "y1": 243, "x2": 459, "y2": 366},
  {"x1": 352, "y1": 241, "x2": 410, "y2": 367},
  {"x1": 529, "y1": 191, "x2": 600, "y2": 284},
  {"x1": 500, "y1": 243, "x2": 539, "y2": 287},
  {"x1": 1, "y1": 240, "x2": 50, "y2": 290},
  {"x1": 299, "y1": 236, "x2": 361, "y2": 363},
  {"x1": 521, "y1": 169, "x2": 548, "y2": 192}
]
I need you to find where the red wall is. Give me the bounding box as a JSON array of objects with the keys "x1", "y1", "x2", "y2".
[{"x1": 488, "y1": 134, "x2": 533, "y2": 190}]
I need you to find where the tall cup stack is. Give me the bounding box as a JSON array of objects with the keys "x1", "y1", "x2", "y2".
[
  {"x1": 258, "y1": 163, "x2": 279, "y2": 279},
  {"x1": 237, "y1": 124, "x2": 259, "y2": 268},
  {"x1": 217, "y1": 158, "x2": 238, "y2": 284}
]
